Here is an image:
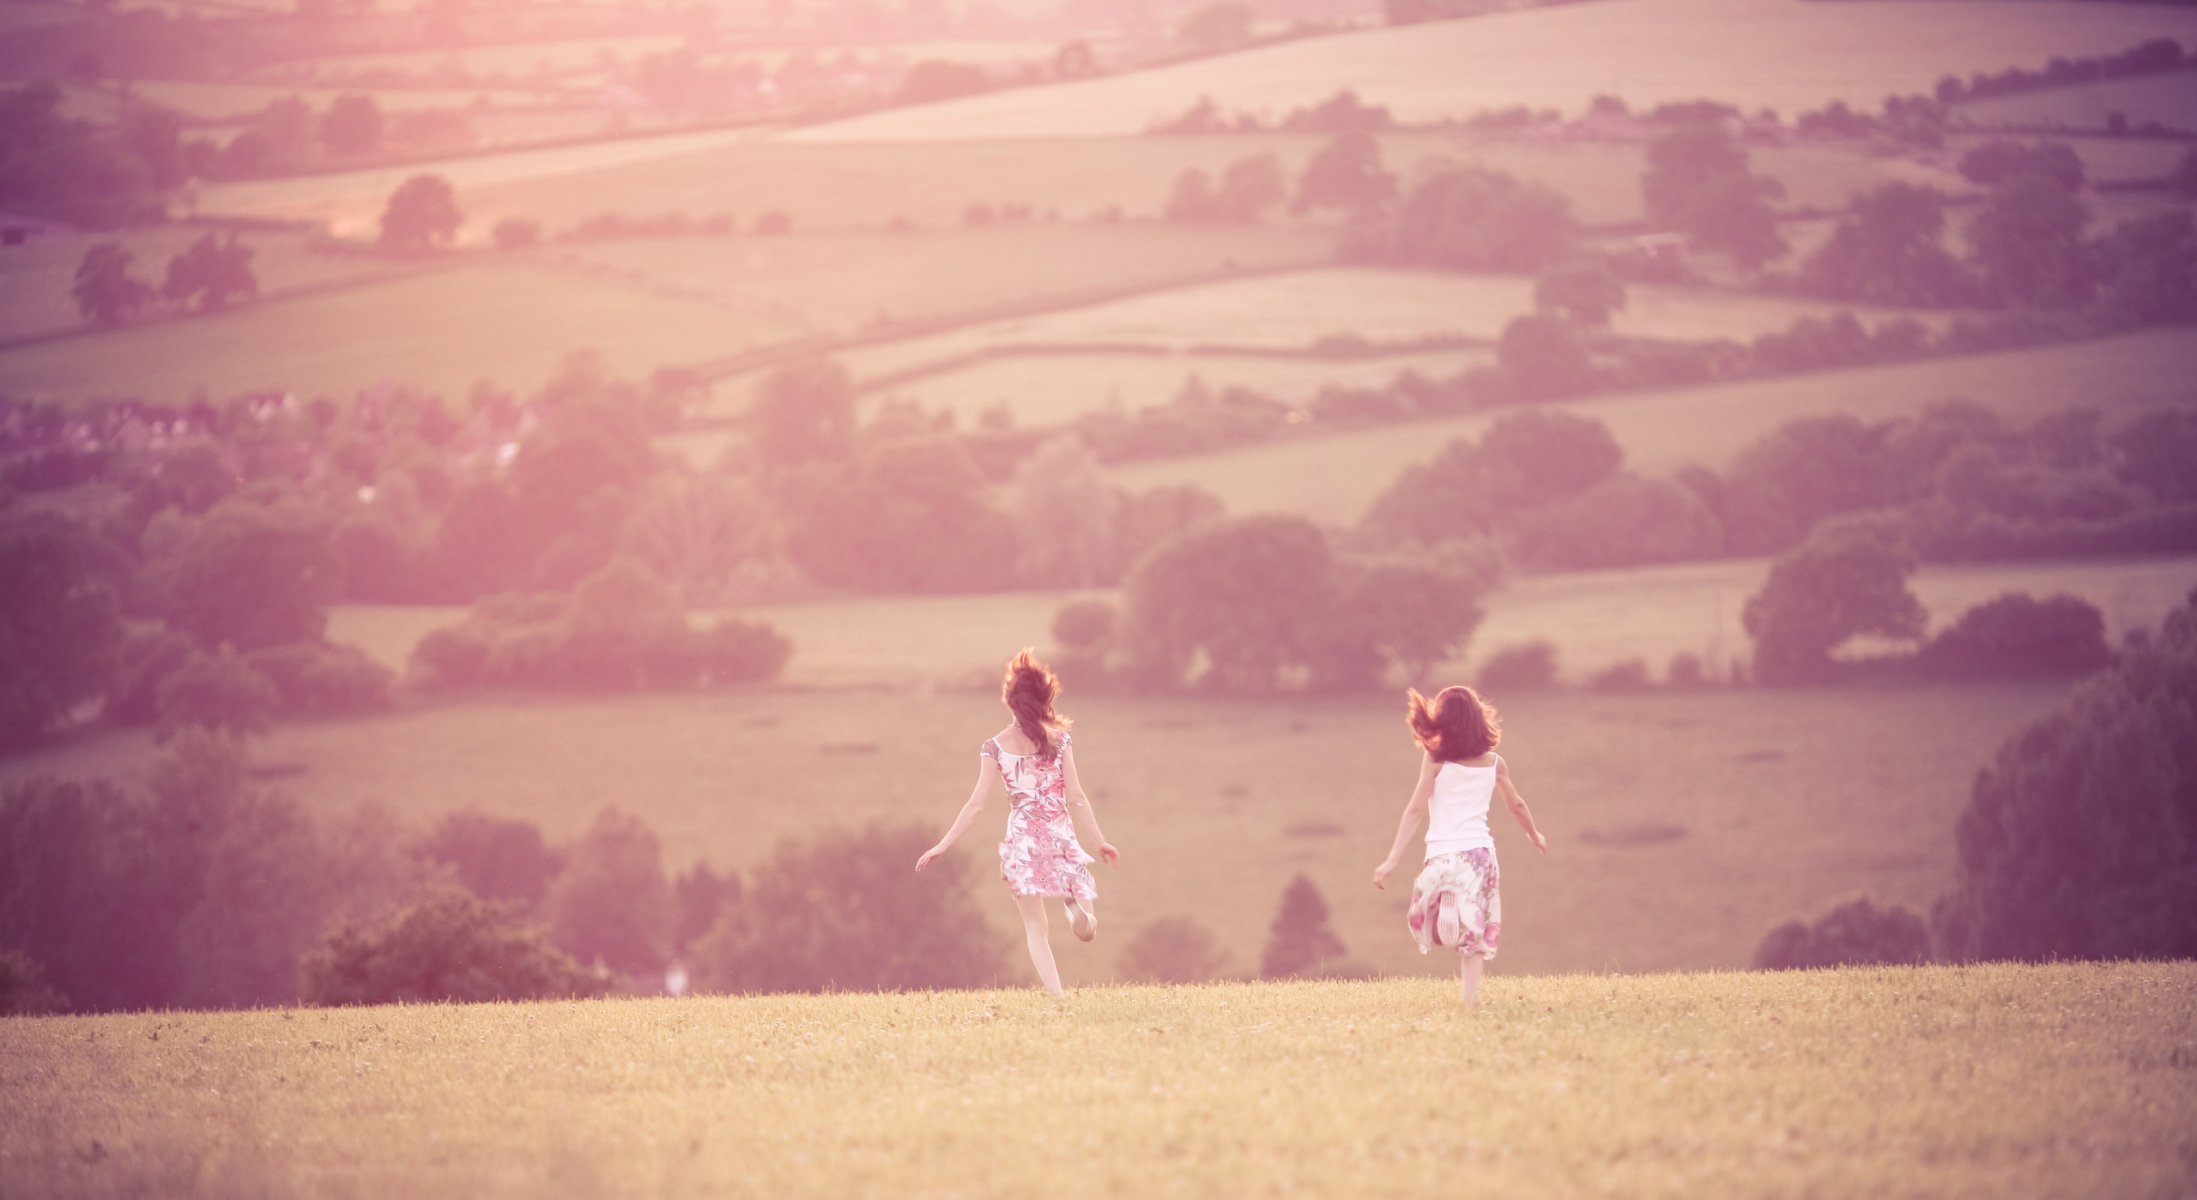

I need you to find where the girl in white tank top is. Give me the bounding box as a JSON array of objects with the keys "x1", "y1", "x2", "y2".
[{"x1": 1372, "y1": 685, "x2": 1548, "y2": 1007}]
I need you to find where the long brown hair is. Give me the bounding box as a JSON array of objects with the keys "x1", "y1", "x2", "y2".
[
  {"x1": 1002, "y1": 648, "x2": 1071, "y2": 755},
  {"x1": 1406, "y1": 685, "x2": 1500, "y2": 762}
]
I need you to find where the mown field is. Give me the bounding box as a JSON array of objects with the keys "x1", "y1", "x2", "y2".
[
  {"x1": 4, "y1": 964, "x2": 2193, "y2": 1198},
  {"x1": 1108, "y1": 328, "x2": 2197, "y2": 525},
  {"x1": 0, "y1": 260, "x2": 798, "y2": 405},
  {"x1": 790, "y1": 0, "x2": 2197, "y2": 140}
]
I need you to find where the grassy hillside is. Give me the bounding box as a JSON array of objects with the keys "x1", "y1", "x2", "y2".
[
  {"x1": 1108, "y1": 328, "x2": 2197, "y2": 526},
  {"x1": 4, "y1": 964, "x2": 2192, "y2": 1198},
  {"x1": 790, "y1": 0, "x2": 2197, "y2": 139},
  {"x1": 0, "y1": 261, "x2": 799, "y2": 405}
]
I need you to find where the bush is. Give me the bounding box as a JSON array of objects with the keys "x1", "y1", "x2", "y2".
[
  {"x1": 1666, "y1": 653, "x2": 1706, "y2": 688},
  {"x1": 1933, "y1": 590, "x2": 2197, "y2": 963},
  {"x1": 1754, "y1": 897, "x2": 1931, "y2": 969},
  {"x1": 1117, "y1": 915, "x2": 1230, "y2": 984},
  {"x1": 108, "y1": 627, "x2": 199, "y2": 725},
  {"x1": 543, "y1": 807, "x2": 674, "y2": 978},
  {"x1": 1260, "y1": 874, "x2": 1347, "y2": 979},
  {"x1": 491, "y1": 217, "x2": 540, "y2": 250},
  {"x1": 1478, "y1": 641, "x2": 1558, "y2": 692},
  {"x1": 154, "y1": 648, "x2": 279, "y2": 741},
  {"x1": 693, "y1": 617, "x2": 792, "y2": 685},
  {"x1": 1587, "y1": 659, "x2": 1652, "y2": 692},
  {"x1": 1916, "y1": 593, "x2": 2112, "y2": 679},
  {"x1": 0, "y1": 511, "x2": 126, "y2": 746},
  {"x1": 0, "y1": 947, "x2": 65, "y2": 1014},
  {"x1": 245, "y1": 642, "x2": 395, "y2": 715},
  {"x1": 1052, "y1": 599, "x2": 1117, "y2": 652},
  {"x1": 301, "y1": 887, "x2": 605, "y2": 1006},
  {"x1": 690, "y1": 822, "x2": 1006, "y2": 994},
  {"x1": 413, "y1": 811, "x2": 560, "y2": 910}
]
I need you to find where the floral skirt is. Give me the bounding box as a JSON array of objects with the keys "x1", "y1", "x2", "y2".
[
  {"x1": 1407, "y1": 848, "x2": 1501, "y2": 960},
  {"x1": 1000, "y1": 833, "x2": 1097, "y2": 901}
]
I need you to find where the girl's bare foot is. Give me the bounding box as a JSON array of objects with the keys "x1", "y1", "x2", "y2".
[{"x1": 1065, "y1": 899, "x2": 1097, "y2": 942}]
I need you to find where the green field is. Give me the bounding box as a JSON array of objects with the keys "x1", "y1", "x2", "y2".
[
  {"x1": 0, "y1": 260, "x2": 797, "y2": 405},
  {"x1": 1108, "y1": 328, "x2": 2197, "y2": 526},
  {"x1": 4, "y1": 964, "x2": 2192, "y2": 1197},
  {"x1": 1956, "y1": 71, "x2": 2197, "y2": 133},
  {"x1": 790, "y1": 0, "x2": 2197, "y2": 139}
]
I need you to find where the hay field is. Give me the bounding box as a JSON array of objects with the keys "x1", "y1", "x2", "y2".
[
  {"x1": 1956, "y1": 71, "x2": 2197, "y2": 132},
  {"x1": 0, "y1": 228, "x2": 410, "y2": 343},
  {"x1": 117, "y1": 81, "x2": 547, "y2": 121},
  {"x1": 789, "y1": 0, "x2": 2197, "y2": 140},
  {"x1": 0, "y1": 675, "x2": 2090, "y2": 982},
  {"x1": 548, "y1": 223, "x2": 1332, "y2": 335},
  {"x1": 1108, "y1": 327, "x2": 2197, "y2": 525},
  {"x1": 4, "y1": 965, "x2": 2193, "y2": 1199},
  {"x1": 0, "y1": 261, "x2": 798, "y2": 405}
]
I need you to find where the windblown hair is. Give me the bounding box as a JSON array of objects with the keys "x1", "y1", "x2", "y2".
[
  {"x1": 1406, "y1": 685, "x2": 1501, "y2": 763},
  {"x1": 1002, "y1": 648, "x2": 1072, "y2": 755}
]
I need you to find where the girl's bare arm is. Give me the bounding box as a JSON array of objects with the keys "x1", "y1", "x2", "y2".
[
  {"x1": 916, "y1": 758, "x2": 998, "y2": 870},
  {"x1": 1497, "y1": 757, "x2": 1548, "y2": 853},
  {"x1": 1373, "y1": 754, "x2": 1439, "y2": 889},
  {"x1": 1062, "y1": 746, "x2": 1119, "y2": 864}
]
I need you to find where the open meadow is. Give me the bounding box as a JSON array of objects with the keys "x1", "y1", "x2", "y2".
[
  {"x1": 790, "y1": 0, "x2": 2197, "y2": 139},
  {"x1": 1107, "y1": 328, "x2": 2197, "y2": 525},
  {"x1": 4, "y1": 964, "x2": 2193, "y2": 1198}
]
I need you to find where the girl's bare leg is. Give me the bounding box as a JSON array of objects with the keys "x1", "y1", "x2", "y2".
[
  {"x1": 1459, "y1": 954, "x2": 1485, "y2": 1007},
  {"x1": 1013, "y1": 894, "x2": 1065, "y2": 997}
]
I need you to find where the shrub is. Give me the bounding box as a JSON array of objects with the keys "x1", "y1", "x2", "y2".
[
  {"x1": 1052, "y1": 599, "x2": 1117, "y2": 652},
  {"x1": 691, "y1": 822, "x2": 1006, "y2": 994},
  {"x1": 300, "y1": 886, "x2": 605, "y2": 1006},
  {"x1": 1260, "y1": 873, "x2": 1347, "y2": 979},
  {"x1": 245, "y1": 642, "x2": 395, "y2": 715},
  {"x1": 1917, "y1": 593, "x2": 2113, "y2": 679},
  {"x1": 1118, "y1": 915, "x2": 1230, "y2": 984},
  {"x1": 409, "y1": 623, "x2": 495, "y2": 689},
  {"x1": 108, "y1": 627, "x2": 199, "y2": 725},
  {"x1": 1587, "y1": 658, "x2": 1651, "y2": 692},
  {"x1": 1754, "y1": 897, "x2": 1931, "y2": 969},
  {"x1": 154, "y1": 648, "x2": 279, "y2": 741},
  {"x1": 1933, "y1": 590, "x2": 2197, "y2": 963},
  {"x1": 1478, "y1": 641, "x2": 1558, "y2": 692},
  {"x1": 0, "y1": 511, "x2": 126, "y2": 746},
  {"x1": 491, "y1": 217, "x2": 540, "y2": 250},
  {"x1": 543, "y1": 807, "x2": 675, "y2": 977},
  {"x1": 693, "y1": 617, "x2": 791, "y2": 685},
  {"x1": 412, "y1": 811, "x2": 560, "y2": 910},
  {"x1": 1667, "y1": 653, "x2": 1707, "y2": 688},
  {"x1": 0, "y1": 948, "x2": 65, "y2": 1014}
]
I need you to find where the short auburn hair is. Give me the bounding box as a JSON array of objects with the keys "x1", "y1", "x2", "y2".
[{"x1": 1405, "y1": 685, "x2": 1500, "y2": 762}]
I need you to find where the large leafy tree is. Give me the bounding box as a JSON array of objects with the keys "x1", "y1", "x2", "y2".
[
  {"x1": 142, "y1": 492, "x2": 340, "y2": 652},
  {"x1": 1935, "y1": 590, "x2": 2197, "y2": 962},
  {"x1": 1801, "y1": 182, "x2": 1972, "y2": 306},
  {"x1": 543, "y1": 806, "x2": 674, "y2": 977},
  {"x1": 1120, "y1": 513, "x2": 1339, "y2": 691},
  {"x1": 379, "y1": 172, "x2": 462, "y2": 255},
  {"x1": 1967, "y1": 174, "x2": 2091, "y2": 309},
  {"x1": 70, "y1": 242, "x2": 154, "y2": 325},
  {"x1": 0, "y1": 512, "x2": 126, "y2": 746},
  {"x1": 1642, "y1": 122, "x2": 1787, "y2": 270},
  {"x1": 1742, "y1": 523, "x2": 1926, "y2": 682},
  {"x1": 161, "y1": 232, "x2": 258, "y2": 311},
  {"x1": 1293, "y1": 130, "x2": 1397, "y2": 216}
]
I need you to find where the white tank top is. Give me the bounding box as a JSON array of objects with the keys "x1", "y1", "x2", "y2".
[{"x1": 1425, "y1": 758, "x2": 1498, "y2": 858}]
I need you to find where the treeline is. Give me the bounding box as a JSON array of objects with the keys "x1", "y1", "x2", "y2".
[{"x1": 1935, "y1": 36, "x2": 2188, "y2": 105}]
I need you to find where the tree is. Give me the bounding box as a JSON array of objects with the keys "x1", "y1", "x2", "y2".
[
  {"x1": 1497, "y1": 314, "x2": 1594, "y2": 399},
  {"x1": 161, "y1": 232, "x2": 258, "y2": 311},
  {"x1": 2111, "y1": 409, "x2": 2197, "y2": 505},
  {"x1": 1533, "y1": 263, "x2": 1625, "y2": 326},
  {"x1": 1117, "y1": 914, "x2": 1229, "y2": 983},
  {"x1": 1260, "y1": 874, "x2": 1346, "y2": 978},
  {"x1": 0, "y1": 512, "x2": 125, "y2": 747},
  {"x1": 1800, "y1": 183, "x2": 1971, "y2": 307},
  {"x1": 1339, "y1": 561, "x2": 1486, "y2": 683},
  {"x1": 1934, "y1": 590, "x2": 2197, "y2": 963},
  {"x1": 1719, "y1": 414, "x2": 1907, "y2": 554},
  {"x1": 1177, "y1": 0, "x2": 1254, "y2": 52},
  {"x1": 785, "y1": 437, "x2": 1020, "y2": 593},
  {"x1": 1642, "y1": 123, "x2": 1787, "y2": 270},
  {"x1": 1005, "y1": 437, "x2": 1120, "y2": 586},
  {"x1": 1754, "y1": 897, "x2": 1931, "y2": 969},
  {"x1": 321, "y1": 93, "x2": 383, "y2": 156},
  {"x1": 1361, "y1": 166, "x2": 1575, "y2": 272},
  {"x1": 1741, "y1": 525, "x2": 1926, "y2": 682},
  {"x1": 143, "y1": 493, "x2": 339, "y2": 651},
  {"x1": 1967, "y1": 174, "x2": 2090, "y2": 309},
  {"x1": 672, "y1": 860, "x2": 739, "y2": 956},
  {"x1": 154, "y1": 647, "x2": 280, "y2": 742},
  {"x1": 2091, "y1": 211, "x2": 2197, "y2": 328},
  {"x1": 1120, "y1": 514, "x2": 1339, "y2": 691},
  {"x1": 1956, "y1": 139, "x2": 2084, "y2": 191},
  {"x1": 690, "y1": 822, "x2": 1006, "y2": 993},
  {"x1": 1293, "y1": 130, "x2": 1397, "y2": 216},
  {"x1": 413, "y1": 810, "x2": 561, "y2": 910},
  {"x1": 1214, "y1": 153, "x2": 1287, "y2": 222},
  {"x1": 302, "y1": 886, "x2": 605, "y2": 1005},
  {"x1": 379, "y1": 173, "x2": 462, "y2": 255},
  {"x1": 750, "y1": 359, "x2": 855, "y2": 469},
  {"x1": 1917, "y1": 593, "x2": 2112, "y2": 679},
  {"x1": 1365, "y1": 412, "x2": 1624, "y2": 545},
  {"x1": 543, "y1": 807, "x2": 675, "y2": 976},
  {"x1": 70, "y1": 242, "x2": 154, "y2": 324}
]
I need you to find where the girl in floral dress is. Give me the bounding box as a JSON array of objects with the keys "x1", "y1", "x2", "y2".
[
  {"x1": 1372, "y1": 684, "x2": 1547, "y2": 1007},
  {"x1": 916, "y1": 650, "x2": 1119, "y2": 998}
]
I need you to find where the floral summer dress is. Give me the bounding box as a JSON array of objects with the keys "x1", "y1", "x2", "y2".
[{"x1": 984, "y1": 732, "x2": 1097, "y2": 901}]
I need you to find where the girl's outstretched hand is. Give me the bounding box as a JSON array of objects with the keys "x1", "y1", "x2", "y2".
[
  {"x1": 1372, "y1": 860, "x2": 1396, "y2": 890},
  {"x1": 1098, "y1": 842, "x2": 1120, "y2": 865},
  {"x1": 914, "y1": 846, "x2": 944, "y2": 872},
  {"x1": 1530, "y1": 830, "x2": 1549, "y2": 854}
]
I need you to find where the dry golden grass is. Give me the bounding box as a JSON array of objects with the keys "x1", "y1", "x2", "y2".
[
  {"x1": 1108, "y1": 328, "x2": 2197, "y2": 525},
  {"x1": 3, "y1": 964, "x2": 2192, "y2": 1199}
]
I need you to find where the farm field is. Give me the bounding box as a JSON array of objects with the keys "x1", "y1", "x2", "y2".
[
  {"x1": 548, "y1": 223, "x2": 1334, "y2": 337},
  {"x1": 255, "y1": 32, "x2": 693, "y2": 83},
  {"x1": 1955, "y1": 70, "x2": 2197, "y2": 132},
  {"x1": 789, "y1": 0, "x2": 2197, "y2": 140},
  {"x1": 0, "y1": 227, "x2": 412, "y2": 344},
  {"x1": 807, "y1": 268, "x2": 1959, "y2": 406},
  {"x1": 0, "y1": 675, "x2": 2092, "y2": 982},
  {"x1": 0, "y1": 260, "x2": 797, "y2": 405},
  {"x1": 1108, "y1": 327, "x2": 2197, "y2": 526},
  {"x1": 116, "y1": 80, "x2": 552, "y2": 121},
  {"x1": 3, "y1": 965, "x2": 2193, "y2": 1199}
]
